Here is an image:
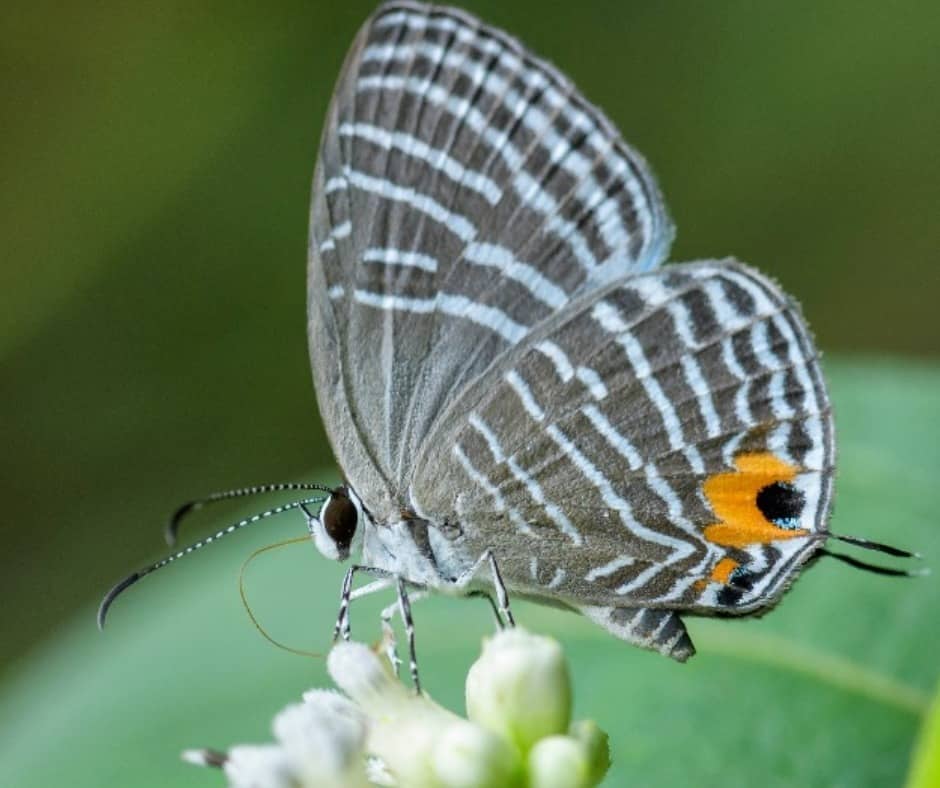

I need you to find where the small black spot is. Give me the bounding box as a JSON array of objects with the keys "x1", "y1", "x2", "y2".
[
  {"x1": 717, "y1": 585, "x2": 745, "y2": 607},
  {"x1": 728, "y1": 566, "x2": 755, "y2": 590},
  {"x1": 756, "y1": 481, "x2": 806, "y2": 529}
]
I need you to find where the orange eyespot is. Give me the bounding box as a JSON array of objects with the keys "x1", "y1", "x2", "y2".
[{"x1": 702, "y1": 452, "x2": 810, "y2": 549}]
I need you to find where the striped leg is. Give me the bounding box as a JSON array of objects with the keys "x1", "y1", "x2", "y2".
[
  {"x1": 334, "y1": 565, "x2": 394, "y2": 642},
  {"x1": 454, "y1": 550, "x2": 515, "y2": 628},
  {"x1": 380, "y1": 588, "x2": 428, "y2": 676},
  {"x1": 396, "y1": 576, "x2": 422, "y2": 693},
  {"x1": 378, "y1": 589, "x2": 498, "y2": 676}
]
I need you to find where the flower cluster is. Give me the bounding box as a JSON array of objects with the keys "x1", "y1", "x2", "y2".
[{"x1": 184, "y1": 627, "x2": 610, "y2": 787}]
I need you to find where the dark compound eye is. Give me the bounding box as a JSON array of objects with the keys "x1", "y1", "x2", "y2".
[
  {"x1": 322, "y1": 486, "x2": 358, "y2": 553},
  {"x1": 756, "y1": 481, "x2": 806, "y2": 529}
]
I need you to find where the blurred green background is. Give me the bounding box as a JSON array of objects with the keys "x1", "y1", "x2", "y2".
[{"x1": 2, "y1": 1, "x2": 939, "y2": 785}]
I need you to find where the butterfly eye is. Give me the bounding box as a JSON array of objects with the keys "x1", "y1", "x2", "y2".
[
  {"x1": 756, "y1": 481, "x2": 806, "y2": 529},
  {"x1": 322, "y1": 487, "x2": 358, "y2": 553}
]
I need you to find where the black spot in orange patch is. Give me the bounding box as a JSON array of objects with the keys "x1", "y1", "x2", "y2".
[{"x1": 756, "y1": 481, "x2": 805, "y2": 529}]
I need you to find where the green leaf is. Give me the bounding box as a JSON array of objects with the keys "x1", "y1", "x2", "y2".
[
  {"x1": 0, "y1": 358, "x2": 937, "y2": 787},
  {"x1": 907, "y1": 683, "x2": 940, "y2": 788}
]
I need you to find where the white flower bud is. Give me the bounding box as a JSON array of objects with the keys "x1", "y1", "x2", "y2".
[
  {"x1": 328, "y1": 641, "x2": 412, "y2": 717},
  {"x1": 465, "y1": 628, "x2": 571, "y2": 753},
  {"x1": 273, "y1": 692, "x2": 369, "y2": 786},
  {"x1": 431, "y1": 720, "x2": 523, "y2": 788},
  {"x1": 371, "y1": 716, "x2": 442, "y2": 788},
  {"x1": 568, "y1": 719, "x2": 611, "y2": 785},
  {"x1": 221, "y1": 744, "x2": 298, "y2": 788},
  {"x1": 527, "y1": 735, "x2": 591, "y2": 788},
  {"x1": 365, "y1": 756, "x2": 397, "y2": 787},
  {"x1": 328, "y1": 640, "x2": 461, "y2": 787}
]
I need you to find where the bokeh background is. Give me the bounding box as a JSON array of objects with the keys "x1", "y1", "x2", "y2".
[{"x1": 2, "y1": 1, "x2": 938, "y2": 786}]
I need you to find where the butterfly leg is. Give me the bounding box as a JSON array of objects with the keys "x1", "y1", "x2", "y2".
[
  {"x1": 395, "y1": 576, "x2": 423, "y2": 693},
  {"x1": 334, "y1": 565, "x2": 394, "y2": 642},
  {"x1": 379, "y1": 588, "x2": 428, "y2": 676},
  {"x1": 454, "y1": 550, "x2": 515, "y2": 628},
  {"x1": 466, "y1": 590, "x2": 504, "y2": 630}
]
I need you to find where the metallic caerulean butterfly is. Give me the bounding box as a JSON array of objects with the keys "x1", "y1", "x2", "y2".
[{"x1": 99, "y1": 1, "x2": 917, "y2": 678}]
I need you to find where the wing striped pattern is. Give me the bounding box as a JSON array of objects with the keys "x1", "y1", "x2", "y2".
[
  {"x1": 411, "y1": 260, "x2": 834, "y2": 614},
  {"x1": 308, "y1": 1, "x2": 672, "y2": 515}
]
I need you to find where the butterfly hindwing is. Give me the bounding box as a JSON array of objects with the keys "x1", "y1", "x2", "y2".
[{"x1": 410, "y1": 260, "x2": 835, "y2": 616}]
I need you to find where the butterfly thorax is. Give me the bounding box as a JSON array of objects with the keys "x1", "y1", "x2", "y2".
[{"x1": 359, "y1": 500, "x2": 475, "y2": 590}]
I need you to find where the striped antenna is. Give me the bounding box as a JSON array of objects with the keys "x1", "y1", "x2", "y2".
[
  {"x1": 98, "y1": 496, "x2": 326, "y2": 629},
  {"x1": 166, "y1": 482, "x2": 333, "y2": 546}
]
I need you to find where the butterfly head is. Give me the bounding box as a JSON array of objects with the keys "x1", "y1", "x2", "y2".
[{"x1": 307, "y1": 485, "x2": 363, "y2": 562}]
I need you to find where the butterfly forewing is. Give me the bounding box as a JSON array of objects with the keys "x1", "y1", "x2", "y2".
[
  {"x1": 410, "y1": 261, "x2": 834, "y2": 614},
  {"x1": 308, "y1": 1, "x2": 673, "y2": 520}
]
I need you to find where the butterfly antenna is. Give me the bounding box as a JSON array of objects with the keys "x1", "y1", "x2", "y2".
[
  {"x1": 829, "y1": 532, "x2": 921, "y2": 559},
  {"x1": 819, "y1": 549, "x2": 929, "y2": 578},
  {"x1": 98, "y1": 495, "x2": 326, "y2": 630},
  {"x1": 166, "y1": 483, "x2": 333, "y2": 546}
]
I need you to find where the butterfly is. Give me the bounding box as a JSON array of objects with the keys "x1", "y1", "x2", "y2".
[{"x1": 99, "y1": 1, "x2": 917, "y2": 680}]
